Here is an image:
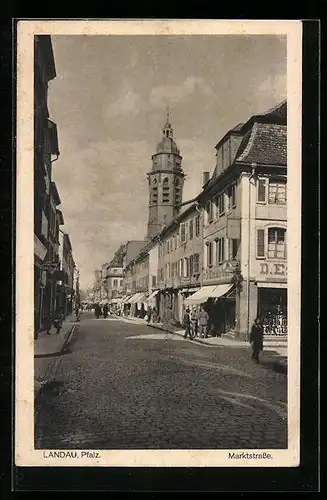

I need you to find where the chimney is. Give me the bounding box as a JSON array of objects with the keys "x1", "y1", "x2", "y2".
[{"x1": 202, "y1": 171, "x2": 210, "y2": 186}]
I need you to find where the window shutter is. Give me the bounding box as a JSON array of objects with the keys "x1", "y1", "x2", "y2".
[
  {"x1": 193, "y1": 253, "x2": 199, "y2": 274},
  {"x1": 189, "y1": 255, "x2": 194, "y2": 275},
  {"x1": 258, "y1": 180, "x2": 266, "y2": 202},
  {"x1": 180, "y1": 223, "x2": 186, "y2": 243},
  {"x1": 257, "y1": 229, "x2": 265, "y2": 257}
]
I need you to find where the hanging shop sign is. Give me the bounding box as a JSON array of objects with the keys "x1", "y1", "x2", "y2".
[
  {"x1": 40, "y1": 270, "x2": 47, "y2": 288},
  {"x1": 42, "y1": 261, "x2": 60, "y2": 273}
]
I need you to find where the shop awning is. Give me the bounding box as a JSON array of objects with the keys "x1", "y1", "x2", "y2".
[
  {"x1": 136, "y1": 293, "x2": 147, "y2": 305},
  {"x1": 185, "y1": 284, "x2": 234, "y2": 304},
  {"x1": 181, "y1": 287, "x2": 200, "y2": 293},
  {"x1": 147, "y1": 290, "x2": 159, "y2": 301},
  {"x1": 127, "y1": 292, "x2": 144, "y2": 304}
]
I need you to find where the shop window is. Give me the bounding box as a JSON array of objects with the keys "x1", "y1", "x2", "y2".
[
  {"x1": 268, "y1": 228, "x2": 286, "y2": 259},
  {"x1": 268, "y1": 180, "x2": 287, "y2": 205}
]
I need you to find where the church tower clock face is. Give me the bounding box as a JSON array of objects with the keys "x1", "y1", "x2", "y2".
[{"x1": 147, "y1": 110, "x2": 185, "y2": 240}]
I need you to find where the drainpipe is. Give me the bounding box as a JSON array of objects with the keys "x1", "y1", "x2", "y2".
[
  {"x1": 195, "y1": 201, "x2": 203, "y2": 288},
  {"x1": 246, "y1": 163, "x2": 257, "y2": 340}
]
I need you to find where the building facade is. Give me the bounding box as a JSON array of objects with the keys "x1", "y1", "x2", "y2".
[
  {"x1": 57, "y1": 231, "x2": 76, "y2": 316},
  {"x1": 156, "y1": 203, "x2": 204, "y2": 324},
  {"x1": 34, "y1": 35, "x2": 60, "y2": 336},
  {"x1": 194, "y1": 100, "x2": 287, "y2": 340}
]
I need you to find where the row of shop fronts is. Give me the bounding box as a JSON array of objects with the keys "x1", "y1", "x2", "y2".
[
  {"x1": 117, "y1": 279, "x2": 287, "y2": 341},
  {"x1": 97, "y1": 100, "x2": 288, "y2": 341}
]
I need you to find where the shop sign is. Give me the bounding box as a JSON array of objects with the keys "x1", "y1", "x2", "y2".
[
  {"x1": 42, "y1": 261, "x2": 60, "y2": 273},
  {"x1": 259, "y1": 262, "x2": 287, "y2": 276},
  {"x1": 203, "y1": 261, "x2": 238, "y2": 281},
  {"x1": 34, "y1": 235, "x2": 47, "y2": 261}
]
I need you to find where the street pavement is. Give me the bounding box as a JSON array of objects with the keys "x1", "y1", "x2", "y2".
[{"x1": 35, "y1": 312, "x2": 287, "y2": 450}]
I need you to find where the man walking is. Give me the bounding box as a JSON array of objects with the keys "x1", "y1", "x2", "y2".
[
  {"x1": 198, "y1": 306, "x2": 209, "y2": 338},
  {"x1": 190, "y1": 307, "x2": 198, "y2": 338},
  {"x1": 250, "y1": 317, "x2": 264, "y2": 362},
  {"x1": 183, "y1": 308, "x2": 192, "y2": 339}
]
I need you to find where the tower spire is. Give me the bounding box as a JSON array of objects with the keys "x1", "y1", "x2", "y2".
[{"x1": 166, "y1": 105, "x2": 170, "y2": 124}]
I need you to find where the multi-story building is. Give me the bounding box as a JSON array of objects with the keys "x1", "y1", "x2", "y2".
[
  {"x1": 34, "y1": 35, "x2": 60, "y2": 336},
  {"x1": 57, "y1": 231, "x2": 76, "y2": 316},
  {"x1": 103, "y1": 250, "x2": 125, "y2": 308},
  {"x1": 188, "y1": 100, "x2": 287, "y2": 340},
  {"x1": 123, "y1": 247, "x2": 150, "y2": 318},
  {"x1": 156, "y1": 202, "x2": 204, "y2": 324}
]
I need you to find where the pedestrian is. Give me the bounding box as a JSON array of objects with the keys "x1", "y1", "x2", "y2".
[
  {"x1": 44, "y1": 314, "x2": 52, "y2": 336},
  {"x1": 75, "y1": 305, "x2": 79, "y2": 321},
  {"x1": 250, "y1": 317, "x2": 264, "y2": 362},
  {"x1": 53, "y1": 310, "x2": 63, "y2": 335},
  {"x1": 183, "y1": 308, "x2": 192, "y2": 339},
  {"x1": 190, "y1": 307, "x2": 198, "y2": 338},
  {"x1": 146, "y1": 306, "x2": 152, "y2": 324},
  {"x1": 198, "y1": 306, "x2": 209, "y2": 338},
  {"x1": 103, "y1": 303, "x2": 109, "y2": 319},
  {"x1": 94, "y1": 304, "x2": 101, "y2": 319},
  {"x1": 152, "y1": 306, "x2": 157, "y2": 323}
]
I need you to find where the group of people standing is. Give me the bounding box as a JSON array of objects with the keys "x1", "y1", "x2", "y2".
[
  {"x1": 182, "y1": 306, "x2": 210, "y2": 340},
  {"x1": 182, "y1": 305, "x2": 265, "y2": 363},
  {"x1": 94, "y1": 303, "x2": 109, "y2": 319}
]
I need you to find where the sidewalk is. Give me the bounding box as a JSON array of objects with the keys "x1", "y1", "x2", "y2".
[
  {"x1": 34, "y1": 313, "x2": 78, "y2": 400},
  {"x1": 117, "y1": 315, "x2": 287, "y2": 374}
]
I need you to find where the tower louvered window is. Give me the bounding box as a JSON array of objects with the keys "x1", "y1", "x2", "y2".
[{"x1": 162, "y1": 177, "x2": 170, "y2": 203}]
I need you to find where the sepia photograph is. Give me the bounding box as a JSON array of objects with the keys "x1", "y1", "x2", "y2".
[{"x1": 15, "y1": 20, "x2": 302, "y2": 468}]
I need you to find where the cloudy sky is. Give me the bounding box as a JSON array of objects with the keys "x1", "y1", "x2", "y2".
[{"x1": 48, "y1": 34, "x2": 286, "y2": 290}]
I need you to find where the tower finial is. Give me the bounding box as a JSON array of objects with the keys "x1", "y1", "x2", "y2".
[{"x1": 166, "y1": 105, "x2": 170, "y2": 124}]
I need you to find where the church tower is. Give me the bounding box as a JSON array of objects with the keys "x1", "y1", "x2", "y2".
[{"x1": 147, "y1": 110, "x2": 185, "y2": 240}]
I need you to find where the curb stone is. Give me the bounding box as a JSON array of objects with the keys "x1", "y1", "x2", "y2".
[{"x1": 34, "y1": 322, "x2": 78, "y2": 401}]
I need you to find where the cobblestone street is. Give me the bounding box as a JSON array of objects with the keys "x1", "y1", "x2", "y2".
[{"x1": 35, "y1": 312, "x2": 287, "y2": 450}]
